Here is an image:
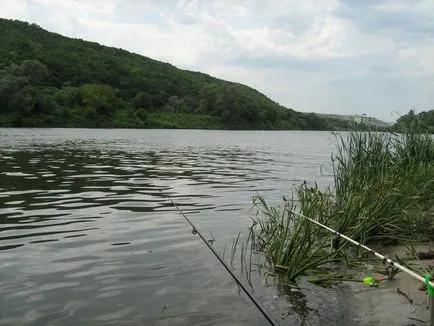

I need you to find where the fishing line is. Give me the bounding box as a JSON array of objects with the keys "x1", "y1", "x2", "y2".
[{"x1": 169, "y1": 198, "x2": 278, "y2": 326}]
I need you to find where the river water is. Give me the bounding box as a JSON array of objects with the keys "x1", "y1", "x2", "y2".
[{"x1": 0, "y1": 128, "x2": 350, "y2": 326}]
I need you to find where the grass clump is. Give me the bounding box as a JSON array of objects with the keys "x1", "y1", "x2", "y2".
[
  {"x1": 330, "y1": 124, "x2": 434, "y2": 243},
  {"x1": 250, "y1": 121, "x2": 434, "y2": 284},
  {"x1": 251, "y1": 194, "x2": 350, "y2": 284}
]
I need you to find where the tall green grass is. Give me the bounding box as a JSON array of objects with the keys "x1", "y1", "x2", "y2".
[
  {"x1": 331, "y1": 126, "x2": 434, "y2": 243},
  {"x1": 251, "y1": 195, "x2": 349, "y2": 284},
  {"x1": 250, "y1": 123, "x2": 434, "y2": 283}
]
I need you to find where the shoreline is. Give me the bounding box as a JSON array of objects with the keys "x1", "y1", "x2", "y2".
[
  {"x1": 349, "y1": 244, "x2": 433, "y2": 326},
  {"x1": 279, "y1": 244, "x2": 433, "y2": 325}
]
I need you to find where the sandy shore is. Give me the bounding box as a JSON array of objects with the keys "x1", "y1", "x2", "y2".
[
  {"x1": 267, "y1": 244, "x2": 433, "y2": 325},
  {"x1": 349, "y1": 245, "x2": 433, "y2": 326}
]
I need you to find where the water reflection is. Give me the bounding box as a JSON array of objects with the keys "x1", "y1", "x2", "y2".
[{"x1": 0, "y1": 129, "x2": 337, "y2": 325}]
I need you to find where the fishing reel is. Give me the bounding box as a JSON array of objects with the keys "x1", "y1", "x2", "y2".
[{"x1": 383, "y1": 258, "x2": 399, "y2": 279}]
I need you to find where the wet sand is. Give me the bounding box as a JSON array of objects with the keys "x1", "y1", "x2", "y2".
[
  {"x1": 267, "y1": 244, "x2": 433, "y2": 325},
  {"x1": 349, "y1": 245, "x2": 433, "y2": 326}
]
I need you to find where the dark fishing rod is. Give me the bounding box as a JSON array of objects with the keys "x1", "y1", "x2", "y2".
[{"x1": 169, "y1": 198, "x2": 278, "y2": 326}]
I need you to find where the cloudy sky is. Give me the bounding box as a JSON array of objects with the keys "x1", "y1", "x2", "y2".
[{"x1": 2, "y1": 0, "x2": 434, "y2": 122}]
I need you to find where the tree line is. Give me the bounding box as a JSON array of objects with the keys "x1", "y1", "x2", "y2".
[
  {"x1": 393, "y1": 109, "x2": 434, "y2": 133},
  {"x1": 0, "y1": 18, "x2": 352, "y2": 130}
]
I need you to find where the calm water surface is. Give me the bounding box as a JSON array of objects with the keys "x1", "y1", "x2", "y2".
[{"x1": 0, "y1": 129, "x2": 349, "y2": 326}]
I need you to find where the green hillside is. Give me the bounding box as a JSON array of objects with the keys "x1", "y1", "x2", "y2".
[
  {"x1": 317, "y1": 113, "x2": 393, "y2": 128},
  {"x1": 0, "y1": 18, "x2": 350, "y2": 130},
  {"x1": 394, "y1": 109, "x2": 434, "y2": 133}
]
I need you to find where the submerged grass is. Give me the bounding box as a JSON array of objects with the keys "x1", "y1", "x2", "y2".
[{"x1": 249, "y1": 121, "x2": 434, "y2": 284}]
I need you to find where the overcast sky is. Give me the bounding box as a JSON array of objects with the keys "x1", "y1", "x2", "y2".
[{"x1": 2, "y1": 0, "x2": 434, "y2": 122}]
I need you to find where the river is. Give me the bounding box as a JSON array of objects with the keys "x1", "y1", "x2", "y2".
[{"x1": 0, "y1": 128, "x2": 351, "y2": 326}]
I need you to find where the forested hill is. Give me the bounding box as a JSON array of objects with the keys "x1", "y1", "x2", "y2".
[
  {"x1": 393, "y1": 109, "x2": 434, "y2": 133},
  {"x1": 0, "y1": 18, "x2": 348, "y2": 130}
]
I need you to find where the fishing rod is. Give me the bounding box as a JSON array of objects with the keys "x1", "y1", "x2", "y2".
[
  {"x1": 286, "y1": 207, "x2": 434, "y2": 291},
  {"x1": 169, "y1": 198, "x2": 278, "y2": 326}
]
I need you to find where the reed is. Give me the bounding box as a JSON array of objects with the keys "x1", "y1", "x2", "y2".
[
  {"x1": 249, "y1": 124, "x2": 434, "y2": 283},
  {"x1": 331, "y1": 125, "x2": 434, "y2": 243},
  {"x1": 250, "y1": 195, "x2": 349, "y2": 283}
]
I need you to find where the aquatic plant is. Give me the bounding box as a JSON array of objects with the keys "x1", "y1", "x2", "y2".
[
  {"x1": 250, "y1": 195, "x2": 350, "y2": 284},
  {"x1": 250, "y1": 124, "x2": 434, "y2": 283},
  {"x1": 330, "y1": 125, "x2": 434, "y2": 243}
]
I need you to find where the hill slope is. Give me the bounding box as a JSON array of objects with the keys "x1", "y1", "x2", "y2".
[
  {"x1": 393, "y1": 109, "x2": 434, "y2": 133},
  {"x1": 318, "y1": 113, "x2": 393, "y2": 128},
  {"x1": 0, "y1": 18, "x2": 347, "y2": 130}
]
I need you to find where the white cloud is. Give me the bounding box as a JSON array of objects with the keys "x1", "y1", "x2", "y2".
[
  {"x1": 1, "y1": 0, "x2": 434, "y2": 121},
  {"x1": 0, "y1": 0, "x2": 29, "y2": 21}
]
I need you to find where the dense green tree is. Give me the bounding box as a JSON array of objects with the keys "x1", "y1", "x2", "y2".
[
  {"x1": 7, "y1": 86, "x2": 34, "y2": 114},
  {"x1": 21, "y1": 59, "x2": 49, "y2": 84},
  {"x1": 0, "y1": 74, "x2": 28, "y2": 112},
  {"x1": 54, "y1": 86, "x2": 82, "y2": 108},
  {"x1": 0, "y1": 18, "x2": 355, "y2": 130},
  {"x1": 80, "y1": 84, "x2": 121, "y2": 115},
  {"x1": 131, "y1": 91, "x2": 152, "y2": 109},
  {"x1": 0, "y1": 59, "x2": 51, "y2": 118},
  {"x1": 394, "y1": 109, "x2": 434, "y2": 133}
]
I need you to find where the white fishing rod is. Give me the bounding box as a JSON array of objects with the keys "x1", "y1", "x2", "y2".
[{"x1": 286, "y1": 207, "x2": 434, "y2": 291}]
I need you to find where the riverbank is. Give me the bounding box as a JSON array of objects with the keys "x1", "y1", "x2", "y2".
[
  {"x1": 272, "y1": 244, "x2": 433, "y2": 325},
  {"x1": 349, "y1": 244, "x2": 433, "y2": 326},
  {"x1": 250, "y1": 126, "x2": 433, "y2": 280},
  {"x1": 246, "y1": 126, "x2": 433, "y2": 324}
]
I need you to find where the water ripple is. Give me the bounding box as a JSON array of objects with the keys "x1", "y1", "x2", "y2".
[{"x1": 0, "y1": 128, "x2": 335, "y2": 325}]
